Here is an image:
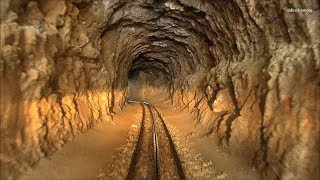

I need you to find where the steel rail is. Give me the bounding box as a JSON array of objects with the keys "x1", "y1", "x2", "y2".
[
  {"x1": 126, "y1": 100, "x2": 184, "y2": 179},
  {"x1": 147, "y1": 105, "x2": 160, "y2": 180},
  {"x1": 125, "y1": 104, "x2": 146, "y2": 180},
  {"x1": 151, "y1": 106, "x2": 186, "y2": 180},
  {"x1": 126, "y1": 101, "x2": 160, "y2": 180}
]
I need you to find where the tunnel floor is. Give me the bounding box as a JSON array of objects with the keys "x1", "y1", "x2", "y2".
[{"x1": 20, "y1": 101, "x2": 259, "y2": 180}]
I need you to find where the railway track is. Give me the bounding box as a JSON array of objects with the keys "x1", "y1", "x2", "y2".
[{"x1": 126, "y1": 101, "x2": 185, "y2": 180}]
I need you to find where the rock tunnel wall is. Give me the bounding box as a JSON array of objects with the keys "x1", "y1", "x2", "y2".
[
  {"x1": 0, "y1": 0, "x2": 128, "y2": 177},
  {"x1": 0, "y1": 0, "x2": 319, "y2": 179}
]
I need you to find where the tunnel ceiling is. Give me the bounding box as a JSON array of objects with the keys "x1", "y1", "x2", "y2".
[
  {"x1": 66, "y1": 0, "x2": 319, "y2": 88},
  {"x1": 97, "y1": 0, "x2": 218, "y2": 82},
  {"x1": 68, "y1": 0, "x2": 274, "y2": 83}
]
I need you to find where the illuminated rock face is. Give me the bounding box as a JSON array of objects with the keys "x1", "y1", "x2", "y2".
[{"x1": 0, "y1": 0, "x2": 319, "y2": 179}]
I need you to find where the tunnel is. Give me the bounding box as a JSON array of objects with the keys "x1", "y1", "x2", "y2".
[
  {"x1": 0, "y1": 0, "x2": 319, "y2": 179},
  {"x1": 127, "y1": 55, "x2": 172, "y2": 103}
]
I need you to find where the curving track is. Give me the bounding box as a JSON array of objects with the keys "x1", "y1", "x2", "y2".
[{"x1": 126, "y1": 101, "x2": 185, "y2": 180}]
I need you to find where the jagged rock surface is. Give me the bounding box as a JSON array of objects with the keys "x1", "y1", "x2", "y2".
[{"x1": 0, "y1": 0, "x2": 319, "y2": 179}]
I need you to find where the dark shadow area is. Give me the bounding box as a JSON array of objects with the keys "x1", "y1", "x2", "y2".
[{"x1": 127, "y1": 56, "x2": 172, "y2": 104}]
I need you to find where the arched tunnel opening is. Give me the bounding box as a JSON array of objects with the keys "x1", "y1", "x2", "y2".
[
  {"x1": 127, "y1": 56, "x2": 172, "y2": 103},
  {"x1": 0, "y1": 0, "x2": 319, "y2": 179}
]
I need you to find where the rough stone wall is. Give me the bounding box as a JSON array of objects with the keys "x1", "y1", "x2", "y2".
[
  {"x1": 0, "y1": 0, "x2": 319, "y2": 179},
  {"x1": 170, "y1": 1, "x2": 319, "y2": 179},
  {"x1": 0, "y1": 0, "x2": 127, "y2": 178}
]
